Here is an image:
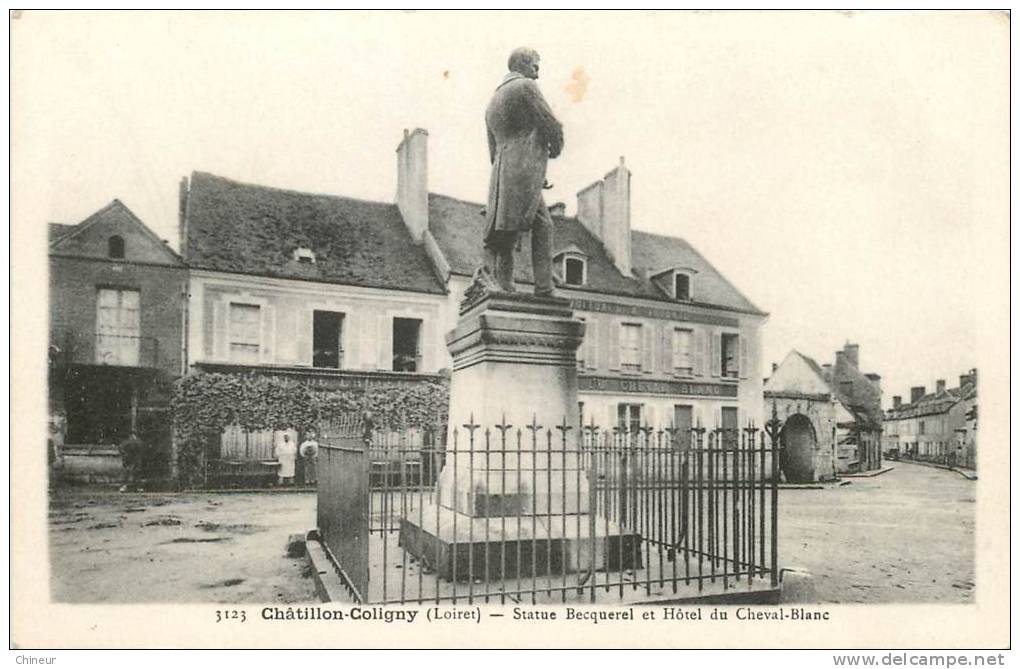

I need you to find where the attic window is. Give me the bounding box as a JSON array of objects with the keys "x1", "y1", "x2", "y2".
[
  {"x1": 564, "y1": 257, "x2": 586, "y2": 286},
  {"x1": 556, "y1": 251, "x2": 587, "y2": 287},
  {"x1": 674, "y1": 272, "x2": 691, "y2": 301},
  {"x1": 107, "y1": 235, "x2": 125, "y2": 259},
  {"x1": 293, "y1": 247, "x2": 316, "y2": 264}
]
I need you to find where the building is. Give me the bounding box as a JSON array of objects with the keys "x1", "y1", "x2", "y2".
[
  {"x1": 883, "y1": 369, "x2": 977, "y2": 469},
  {"x1": 763, "y1": 342, "x2": 884, "y2": 482},
  {"x1": 178, "y1": 127, "x2": 766, "y2": 479},
  {"x1": 179, "y1": 165, "x2": 451, "y2": 481},
  {"x1": 401, "y1": 130, "x2": 768, "y2": 435},
  {"x1": 48, "y1": 200, "x2": 187, "y2": 484}
]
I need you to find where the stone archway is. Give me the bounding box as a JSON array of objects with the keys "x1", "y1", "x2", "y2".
[{"x1": 780, "y1": 413, "x2": 817, "y2": 483}]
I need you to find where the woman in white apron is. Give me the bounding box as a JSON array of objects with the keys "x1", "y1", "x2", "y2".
[{"x1": 274, "y1": 433, "x2": 297, "y2": 486}]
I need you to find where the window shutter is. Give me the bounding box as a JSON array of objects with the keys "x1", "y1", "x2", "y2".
[
  {"x1": 643, "y1": 404, "x2": 656, "y2": 430},
  {"x1": 344, "y1": 312, "x2": 358, "y2": 369},
  {"x1": 377, "y1": 314, "x2": 393, "y2": 370},
  {"x1": 710, "y1": 331, "x2": 721, "y2": 377},
  {"x1": 585, "y1": 318, "x2": 598, "y2": 370},
  {"x1": 212, "y1": 301, "x2": 228, "y2": 360},
  {"x1": 641, "y1": 324, "x2": 654, "y2": 373},
  {"x1": 660, "y1": 325, "x2": 672, "y2": 373},
  {"x1": 607, "y1": 320, "x2": 621, "y2": 371},
  {"x1": 693, "y1": 329, "x2": 705, "y2": 377},
  {"x1": 260, "y1": 304, "x2": 275, "y2": 363},
  {"x1": 739, "y1": 335, "x2": 749, "y2": 380},
  {"x1": 298, "y1": 309, "x2": 313, "y2": 365}
]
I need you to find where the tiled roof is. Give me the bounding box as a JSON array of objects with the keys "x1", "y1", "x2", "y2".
[
  {"x1": 184, "y1": 172, "x2": 445, "y2": 295},
  {"x1": 427, "y1": 193, "x2": 765, "y2": 315},
  {"x1": 630, "y1": 231, "x2": 764, "y2": 315},
  {"x1": 888, "y1": 382, "x2": 976, "y2": 420}
]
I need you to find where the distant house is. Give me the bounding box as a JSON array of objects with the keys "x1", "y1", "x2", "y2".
[
  {"x1": 48, "y1": 200, "x2": 187, "y2": 484},
  {"x1": 884, "y1": 370, "x2": 977, "y2": 469},
  {"x1": 764, "y1": 342, "x2": 883, "y2": 482}
]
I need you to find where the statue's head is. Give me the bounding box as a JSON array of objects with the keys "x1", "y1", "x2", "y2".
[{"x1": 508, "y1": 47, "x2": 540, "y2": 79}]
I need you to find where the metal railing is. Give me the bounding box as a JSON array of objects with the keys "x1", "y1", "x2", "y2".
[{"x1": 316, "y1": 416, "x2": 782, "y2": 605}]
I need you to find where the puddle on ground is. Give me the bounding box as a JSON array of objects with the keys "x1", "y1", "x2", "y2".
[
  {"x1": 123, "y1": 507, "x2": 147, "y2": 513},
  {"x1": 195, "y1": 521, "x2": 265, "y2": 535},
  {"x1": 200, "y1": 577, "x2": 246, "y2": 589},
  {"x1": 163, "y1": 536, "x2": 231, "y2": 544},
  {"x1": 87, "y1": 522, "x2": 121, "y2": 530},
  {"x1": 143, "y1": 516, "x2": 183, "y2": 527}
]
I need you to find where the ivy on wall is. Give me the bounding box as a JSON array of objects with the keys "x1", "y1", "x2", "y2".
[{"x1": 172, "y1": 372, "x2": 449, "y2": 487}]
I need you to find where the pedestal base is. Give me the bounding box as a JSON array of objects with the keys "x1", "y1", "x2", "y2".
[{"x1": 398, "y1": 502, "x2": 642, "y2": 582}]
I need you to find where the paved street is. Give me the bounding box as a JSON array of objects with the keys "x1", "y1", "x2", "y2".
[
  {"x1": 779, "y1": 461, "x2": 975, "y2": 603},
  {"x1": 49, "y1": 461, "x2": 974, "y2": 604}
]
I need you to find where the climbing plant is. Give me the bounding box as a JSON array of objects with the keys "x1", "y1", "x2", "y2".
[{"x1": 172, "y1": 372, "x2": 449, "y2": 487}]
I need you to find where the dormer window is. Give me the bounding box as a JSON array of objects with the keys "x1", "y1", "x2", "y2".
[
  {"x1": 651, "y1": 267, "x2": 697, "y2": 301},
  {"x1": 674, "y1": 272, "x2": 691, "y2": 301},
  {"x1": 293, "y1": 247, "x2": 316, "y2": 264},
  {"x1": 554, "y1": 246, "x2": 588, "y2": 287},
  {"x1": 107, "y1": 235, "x2": 125, "y2": 259}
]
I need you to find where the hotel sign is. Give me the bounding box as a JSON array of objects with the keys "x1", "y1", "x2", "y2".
[
  {"x1": 569, "y1": 298, "x2": 740, "y2": 327},
  {"x1": 579, "y1": 375, "x2": 739, "y2": 398}
]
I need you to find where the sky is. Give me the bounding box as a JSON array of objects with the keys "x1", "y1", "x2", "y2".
[{"x1": 13, "y1": 10, "x2": 1009, "y2": 407}]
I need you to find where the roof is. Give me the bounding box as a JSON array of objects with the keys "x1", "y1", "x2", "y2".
[
  {"x1": 631, "y1": 231, "x2": 764, "y2": 314},
  {"x1": 48, "y1": 223, "x2": 76, "y2": 243},
  {"x1": 824, "y1": 357, "x2": 884, "y2": 429},
  {"x1": 49, "y1": 199, "x2": 182, "y2": 265},
  {"x1": 888, "y1": 382, "x2": 976, "y2": 420},
  {"x1": 184, "y1": 172, "x2": 445, "y2": 294},
  {"x1": 427, "y1": 193, "x2": 765, "y2": 315}
]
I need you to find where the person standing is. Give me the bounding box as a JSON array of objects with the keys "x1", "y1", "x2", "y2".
[
  {"x1": 274, "y1": 433, "x2": 297, "y2": 486},
  {"x1": 118, "y1": 431, "x2": 144, "y2": 492},
  {"x1": 483, "y1": 47, "x2": 563, "y2": 296},
  {"x1": 299, "y1": 433, "x2": 319, "y2": 485}
]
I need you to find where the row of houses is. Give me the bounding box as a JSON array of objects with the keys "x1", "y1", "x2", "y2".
[
  {"x1": 47, "y1": 128, "x2": 769, "y2": 487},
  {"x1": 882, "y1": 370, "x2": 978, "y2": 469}
]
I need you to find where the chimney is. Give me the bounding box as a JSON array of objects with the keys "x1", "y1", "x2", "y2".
[
  {"x1": 936, "y1": 379, "x2": 946, "y2": 394},
  {"x1": 959, "y1": 369, "x2": 977, "y2": 389},
  {"x1": 771, "y1": 362, "x2": 778, "y2": 373},
  {"x1": 395, "y1": 128, "x2": 429, "y2": 243},
  {"x1": 910, "y1": 386, "x2": 926, "y2": 404},
  {"x1": 576, "y1": 156, "x2": 632, "y2": 276},
  {"x1": 834, "y1": 351, "x2": 845, "y2": 368},
  {"x1": 178, "y1": 176, "x2": 189, "y2": 254},
  {"x1": 839, "y1": 380, "x2": 854, "y2": 398},
  {"x1": 821, "y1": 363, "x2": 832, "y2": 376},
  {"x1": 843, "y1": 342, "x2": 859, "y2": 369},
  {"x1": 865, "y1": 373, "x2": 881, "y2": 393},
  {"x1": 548, "y1": 202, "x2": 566, "y2": 217},
  {"x1": 892, "y1": 396, "x2": 902, "y2": 409}
]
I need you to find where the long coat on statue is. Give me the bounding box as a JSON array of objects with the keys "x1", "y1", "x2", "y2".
[{"x1": 484, "y1": 72, "x2": 564, "y2": 241}]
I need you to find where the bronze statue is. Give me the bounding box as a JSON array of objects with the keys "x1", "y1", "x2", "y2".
[{"x1": 481, "y1": 47, "x2": 563, "y2": 296}]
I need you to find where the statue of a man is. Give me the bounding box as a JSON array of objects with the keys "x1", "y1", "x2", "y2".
[{"x1": 482, "y1": 47, "x2": 563, "y2": 296}]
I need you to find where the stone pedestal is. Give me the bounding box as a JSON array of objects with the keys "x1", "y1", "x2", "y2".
[{"x1": 398, "y1": 289, "x2": 641, "y2": 581}]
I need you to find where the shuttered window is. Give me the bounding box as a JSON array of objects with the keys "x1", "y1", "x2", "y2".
[
  {"x1": 673, "y1": 328, "x2": 694, "y2": 375},
  {"x1": 229, "y1": 303, "x2": 261, "y2": 364},
  {"x1": 620, "y1": 323, "x2": 642, "y2": 371}
]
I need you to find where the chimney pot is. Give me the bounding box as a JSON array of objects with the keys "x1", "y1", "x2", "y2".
[
  {"x1": 910, "y1": 386, "x2": 926, "y2": 404},
  {"x1": 893, "y1": 395, "x2": 902, "y2": 409},
  {"x1": 549, "y1": 202, "x2": 566, "y2": 216},
  {"x1": 843, "y1": 342, "x2": 860, "y2": 368},
  {"x1": 576, "y1": 159, "x2": 632, "y2": 277},
  {"x1": 395, "y1": 128, "x2": 429, "y2": 243},
  {"x1": 936, "y1": 379, "x2": 946, "y2": 394},
  {"x1": 771, "y1": 362, "x2": 778, "y2": 373}
]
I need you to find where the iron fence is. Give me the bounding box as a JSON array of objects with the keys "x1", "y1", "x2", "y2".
[{"x1": 316, "y1": 417, "x2": 782, "y2": 605}]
